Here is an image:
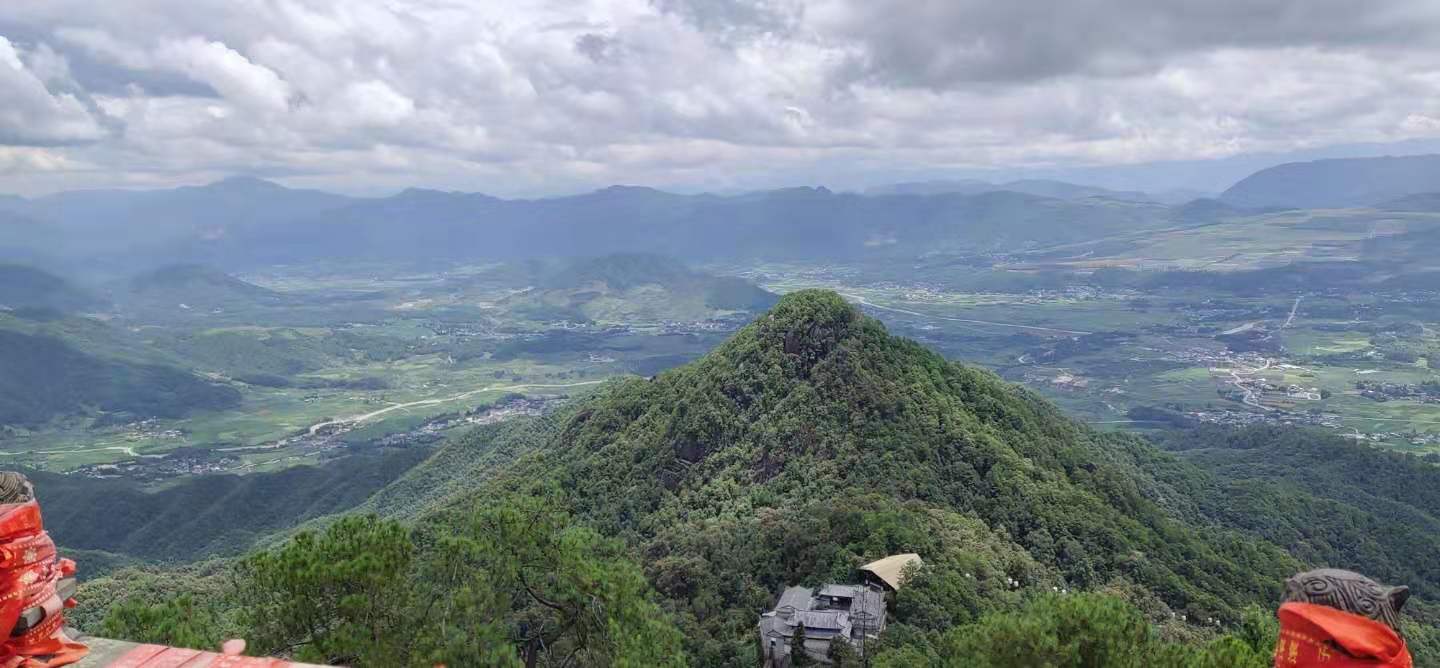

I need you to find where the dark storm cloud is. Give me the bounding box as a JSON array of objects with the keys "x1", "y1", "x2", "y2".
[
  {"x1": 0, "y1": 33, "x2": 109, "y2": 146},
  {"x1": 61, "y1": 49, "x2": 219, "y2": 98},
  {"x1": 574, "y1": 33, "x2": 620, "y2": 63},
  {"x1": 0, "y1": 22, "x2": 215, "y2": 97},
  {"x1": 652, "y1": 0, "x2": 803, "y2": 40},
  {"x1": 824, "y1": 0, "x2": 1440, "y2": 87}
]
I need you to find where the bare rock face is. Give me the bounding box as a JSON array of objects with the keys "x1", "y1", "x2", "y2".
[
  {"x1": 763, "y1": 290, "x2": 858, "y2": 377},
  {"x1": 1283, "y1": 568, "x2": 1410, "y2": 631}
]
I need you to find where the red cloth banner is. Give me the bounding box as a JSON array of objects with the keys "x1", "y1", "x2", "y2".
[
  {"x1": 0, "y1": 501, "x2": 87, "y2": 668},
  {"x1": 1276, "y1": 602, "x2": 1412, "y2": 667}
]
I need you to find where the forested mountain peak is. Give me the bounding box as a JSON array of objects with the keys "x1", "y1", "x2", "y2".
[
  {"x1": 128, "y1": 264, "x2": 273, "y2": 296},
  {"x1": 0, "y1": 264, "x2": 100, "y2": 313},
  {"x1": 1220, "y1": 154, "x2": 1440, "y2": 209},
  {"x1": 552, "y1": 288, "x2": 1092, "y2": 491},
  {"x1": 402, "y1": 288, "x2": 1301, "y2": 664},
  {"x1": 543, "y1": 253, "x2": 696, "y2": 290},
  {"x1": 189, "y1": 176, "x2": 289, "y2": 194},
  {"x1": 715, "y1": 288, "x2": 862, "y2": 375},
  {"x1": 120, "y1": 264, "x2": 290, "y2": 316},
  {"x1": 500, "y1": 254, "x2": 776, "y2": 323},
  {"x1": 588, "y1": 184, "x2": 670, "y2": 197},
  {"x1": 86, "y1": 290, "x2": 1440, "y2": 665},
  {"x1": 391, "y1": 186, "x2": 497, "y2": 202}
]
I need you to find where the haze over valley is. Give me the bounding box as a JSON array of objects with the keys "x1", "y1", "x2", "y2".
[
  {"x1": 6, "y1": 158, "x2": 1440, "y2": 477},
  {"x1": 5, "y1": 2, "x2": 1440, "y2": 665}
]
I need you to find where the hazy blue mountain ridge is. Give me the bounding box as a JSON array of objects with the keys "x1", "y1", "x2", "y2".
[{"x1": 1221, "y1": 154, "x2": 1440, "y2": 209}]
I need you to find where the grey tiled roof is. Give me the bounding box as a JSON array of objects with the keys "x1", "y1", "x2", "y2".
[
  {"x1": 850, "y1": 589, "x2": 886, "y2": 627},
  {"x1": 795, "y1": 610, "x2": 850, "y2": 631},
  {"x1": 759, "y1": 580, "x2": 887, "y2": 657},
  {"x1": 818, "y1": 584, "x2": 862, "y2": 599},
  {"x1": 776, "y1": 585, "x2": 814, "y2": 612},
  {"x1": 758, "y1": 614, "x2": 794, "y2": 639}
]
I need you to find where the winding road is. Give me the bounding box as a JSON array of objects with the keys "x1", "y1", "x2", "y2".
[
  {"x1": 1282, "y1": 296, "x2": 1304, "y2": 329},
  {"x1": 1224, "y1": 357, "x2": 1273, "y2": 410},
  {"x1": 214, "y1": 379, "x2": 607, "y2": 454},
  {"x1": 303, "y1": 380, "x2": 605, "y2": 435},
  {"x1": 841, "y1": 294, "x2": 1093, "y2": 336},
  {"x1": 0, "y1": 444, "x2": 164, "y2": 459}
]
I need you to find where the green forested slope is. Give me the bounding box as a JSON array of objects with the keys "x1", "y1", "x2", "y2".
[
  {"x1": 35, "y1": 447, "x2": 428, "y2": 566},
  {"x1": 0, "y1": 328, "x2": 241, "y2": 426},
  {"x1": 90, "y1": 291, "x2": 1440, "y2": 666},
  {"x1": 350, "y1": 417, "x2": 558, "y2": 520},
  {"x1": 410, "y1": 290, "x2": 1295, "y2": 663},
  {"x1": 503, "y1": 253, "x2": 778, "y2": 323},
  {"x1": 543, "y1": 253, "x2": 698, "y2": 290},
  {"x1": 1157, "y1": 426, "x2": 1440, "y2": 600},
  {"x1": 117, "y1": 264, "x2": 297, "y2": 322},
  {"x1": 0, "y1": 264, "x2": 100, "y2": 312},
  {"x1": 127, "y1": 264, "x2": 282, "y2": 303}
]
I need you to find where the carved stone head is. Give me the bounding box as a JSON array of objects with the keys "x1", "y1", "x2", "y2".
[
  {"x1": 0, "y1": 471, "x2": 33, "y2": 504},
  {"x1": 1283, "y1": 568, "x2": 1409, "y2": 631}
]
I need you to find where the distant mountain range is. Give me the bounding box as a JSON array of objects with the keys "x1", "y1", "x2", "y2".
[
  {"x1": 0, "y1": 178, "x2": 356, "y2": 274},
  {"x1": 1221, "y1": 154, "x2": 1440, "y2": 209},
  {"x1": 2, "y1": 176, "x2": 353, "y2": 230},
  {"x1": 501, "y1": 253, "x2": 777, "y2": 324},
  {"x1": 0, "y1": 179, "x2": 1190, "y2": 271},
  {"x1": 901, "y1": 137, "x2": 1440, "y2": 195},
  {"x1": 5, "y1": 155, "x2": 1440, "y2": 271},
  {"x1": 865, "y1": 178, "x2": 1162, "y2": 203}
]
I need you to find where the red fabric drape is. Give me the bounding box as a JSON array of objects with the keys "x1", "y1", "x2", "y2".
[
  {"x1": 1276, "y1": 602, "x2": 1412, "y2": 667},
  {"x1": 0, "y1": 501, "x2": 86, "y2": 668}
]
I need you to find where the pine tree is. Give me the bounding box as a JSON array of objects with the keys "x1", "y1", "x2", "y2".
[{"x1": 791, "y1": 624, "x2": 814, "y2": 667}]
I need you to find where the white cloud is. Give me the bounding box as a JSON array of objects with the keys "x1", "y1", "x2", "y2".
[
  {"x1": 0, "y1": 146, "x2": 84, "y2": 172},
  {"x1": 0, "y1": 0, "x2": 1439, "y2": 194},
  {"x1": 154, "y1": 38, "x2": 292, "y2": 113},
  {"x1": 0, "y1": 36, "x2": 107, "y2": 145},
  {"x1": 332, "y1": 80, "x2": 415, "y2": 127}
]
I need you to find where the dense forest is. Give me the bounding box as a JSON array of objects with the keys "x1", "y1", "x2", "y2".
[
  {"x1": 81, "y1": 290, "x2": 1440, "y2": 666},
  {"x1": 503, "y1": 253, "x2": 779, "y2": 323},
  {"x1": 1155, "y1": 426, "x2": 1440, "y2": 602},
  {"x1": 464, "y1": 291, "x2": 1297, "y2": 663},
  {"x1": 0, "y1": 263, "x2": 99, "y2": 312},
  {"x1": 0, "y1": 328, "x2": 241, "y2": 426},
  {"x1": 33, "y1": 447, "x2": 428, "y2": 568}
]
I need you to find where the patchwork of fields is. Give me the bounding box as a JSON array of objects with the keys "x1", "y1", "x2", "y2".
[
  {"x1": 6, "y1": 203, "x2": 1440, "y2": 476},
  {"x1": 740, "y1": 261, "x2": 1440, "y2": 453}
]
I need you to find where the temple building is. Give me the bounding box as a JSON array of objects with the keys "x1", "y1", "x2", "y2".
[{"x1": 757, "y1": 553, "x2": 921, "y2": 667}]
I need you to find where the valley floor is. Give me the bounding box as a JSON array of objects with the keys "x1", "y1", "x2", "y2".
[
  {"x1": 740, "y1": 261, "x2": 1440, "y2": 454},
  {"x1": 6, "y1": 254, "x2": 1439, "y2": 481}
]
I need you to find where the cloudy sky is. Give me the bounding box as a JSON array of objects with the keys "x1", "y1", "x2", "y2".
[{"x1": 2, "y1": 0, "x2": 1440, "y2": 196}]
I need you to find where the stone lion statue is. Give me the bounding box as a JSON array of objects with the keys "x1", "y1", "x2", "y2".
[{"x1": 1282, "y1": 568, "x2": 1410, "y2": 632}]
